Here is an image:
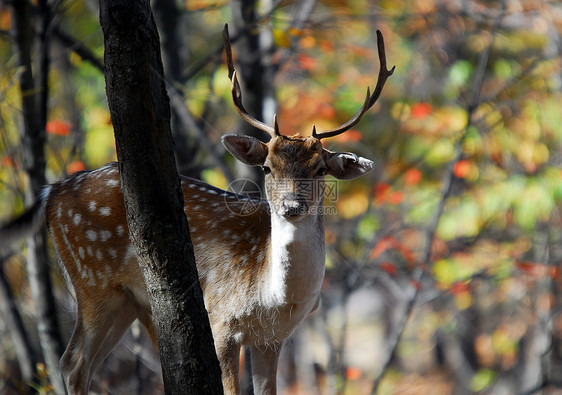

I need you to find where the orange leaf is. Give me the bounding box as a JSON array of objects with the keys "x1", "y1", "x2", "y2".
[
  {"x1": 1, "y1": 156, "x2": 17, "y2": 168},
  {"x1": 411, "y1": 102, "x2": 432, "y2": 119},
  {"x1": 380, "y1": 261, "x2": 397, "y2": 276},
  {"x1": 453, "y1": 159, "x2": 471, "y2": 178},
  {"x1": 336, "y1": 129, "x2": 362, "y2": 143},
  {"x1": 369, "y1": 236, "x2": 395, "y2": 259},
  {"x1": 319, "y1": 40, "x2": 334, "y2": 53},
  {"x1": 346, "y1": 366, "x2": 362, "y2": 380},
  {"x1": 46, "y1": 120, "x2": 71, "y2": 136},
  {"x1": 66, "y1": 160, "x2": 86, "y2": 174},
  {"x1": 388, "y1": 190, "x2": 404, "y2": 205},
  {"x1": 298, "y1": 54, "x2": 316, "y2": 71},
  {"x1": 404, "y1": 168, "x2": 422, "y2": 185},
  {"x1": 450, "y1": 281, "x2": 470, "y2": 295}
]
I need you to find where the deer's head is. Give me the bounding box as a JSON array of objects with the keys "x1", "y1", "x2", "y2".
[{"x1": 221, "y1": 25, "x2": 395, "y2": 220}]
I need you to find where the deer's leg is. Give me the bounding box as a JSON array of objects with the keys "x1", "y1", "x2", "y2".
[
  {"x1": 213, "y1": 336, "x2": 241, "y2": 394},
  {"x1": 250, "y1": 343, "x2": 282, "y2": 395},
  {"x1": 59, "y1": 290, "x2": 138, "y2": 394}
]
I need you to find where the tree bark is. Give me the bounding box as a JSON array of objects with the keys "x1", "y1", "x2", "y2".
[{"x1": 98, "y1": 0, "x2": 223, "y2": 393}]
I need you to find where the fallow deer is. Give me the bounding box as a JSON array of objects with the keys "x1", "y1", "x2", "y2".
[{"x1": 0, "y1": 26, "x2": 394, "y2": 394}]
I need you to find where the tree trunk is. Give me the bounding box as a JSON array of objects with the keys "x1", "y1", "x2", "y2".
[
  {"x1": 98, "y1": 0, "x2": 223, "y2": 393},
  {"x1": 230, "y1": 0, "x2": 275, "y2": 190},
  {"x1": 152, "y1": 0, "x2": 201, "y2": 179},
  {"x1": 11, "y1": 1, "x2": 66, "y2": 393}
]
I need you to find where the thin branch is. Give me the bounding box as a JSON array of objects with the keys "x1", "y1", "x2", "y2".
[
  {"x1": 0, "y1": 256, "x2": 38, "y2": 391},
  {"x1": 370, "y1": 2, "x2": 508, "y2": 392},
  {"x1": 52, "y1": 26, "x2": 105, "y2": 71}
]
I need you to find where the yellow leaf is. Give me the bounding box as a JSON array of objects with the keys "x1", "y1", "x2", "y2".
[{"x1": 273, "y1": 29, "x2": 291, "y2": 48}]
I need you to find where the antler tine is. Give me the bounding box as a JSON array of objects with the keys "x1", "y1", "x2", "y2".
[
  {"x1": 223, "y1": 24, "x2": 279, "y2": 139},
  {"x1": 313, "y1": 30, "x2": 396, "y2": 140}
]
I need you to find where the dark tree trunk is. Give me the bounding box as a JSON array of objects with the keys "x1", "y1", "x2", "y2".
[
  {"x1": 10, "y1": 1, "x2": 65, "y2": 393},
  {"x1": 98, "y1": 0, "x2": 223, "y2": 393},
  {"x1": 152, "y1": 0, "x2": 201, "y2": 179}
]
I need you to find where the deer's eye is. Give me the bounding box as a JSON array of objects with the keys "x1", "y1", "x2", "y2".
[
  {"x1": 262, "y1": 166, "x2": 271, "y2": 175},
  {"x1": 316, "y1": 168, "x2": 328, "y2": 177}
]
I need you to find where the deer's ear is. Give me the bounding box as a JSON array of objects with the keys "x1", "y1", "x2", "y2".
[
  {"x1": 222, "y1": 134, "x2": 269, "y2": 166},
  {"x1": 323, "y1": 150, "x2": 374, "y2": 180}
]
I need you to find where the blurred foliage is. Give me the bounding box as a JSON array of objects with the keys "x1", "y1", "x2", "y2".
[{"x1": 0, "y1": 0, "x2": 561, "y2": 393}]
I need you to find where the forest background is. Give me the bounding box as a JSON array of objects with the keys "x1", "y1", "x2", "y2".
[{"x1": 0, "y1": 0, "x2": 561, "y2": 394}]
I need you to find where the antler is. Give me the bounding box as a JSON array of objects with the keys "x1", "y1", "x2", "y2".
[
  {"x1": 312, "y1": 30, "x2": 395, "y2": 140},
  {"x1": 223, "y1": 24, "x2": 280, "y2": 139}
]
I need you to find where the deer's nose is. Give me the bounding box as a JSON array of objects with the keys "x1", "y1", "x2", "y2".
[{"x1": 279, "y1": 196, "x2": 308, "y2": 217}]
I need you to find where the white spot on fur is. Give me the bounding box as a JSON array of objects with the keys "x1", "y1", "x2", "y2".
[
  {"x1": 96, "y1": 249, "x2": 103, "y2": 261},
  {"x1": 99, "y1": 230, "x2": 112, "y2": 242},
  {"x1": 78, "y1": 247, "x2": 85, "y2": 260},
  {"x1": 108, "y1": 248, "x2": 118, "y2": 259},
  {"x1": 73, "y1": 214, "x2": 81, "y2": 226},
  {"x1": 86, "y1": 230, "x2": 97, "y2": 241},
  {"x1": 87, "y1": 268, "x2": 96, "y2": 286},
  {"x1": 99, "y1": 207, "x2": 111, "y2": 216},
  {"x1": 87, "y1": 246, "x2": 93, "y2": 256},
  {"x1": 116, "y1": 225, "x2": 124, "y2": 237},
  {"x1": 67, "y1": 209, "x2": 73, "y2": 217},
  {"x1": 107, "y1": 179, "x2": 119, "y2": 187},
  {"x1": 88, "y1": 201, "x2": 97, "y2": 212},
  {"x1": 96, "y1": 271, "x2": 107, "y2": 288}
]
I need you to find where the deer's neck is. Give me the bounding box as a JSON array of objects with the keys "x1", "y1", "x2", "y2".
[{"x1": 263, "y1": 212, "x2": 325, "y2": 307}]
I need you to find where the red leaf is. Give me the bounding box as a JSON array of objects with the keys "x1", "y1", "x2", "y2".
[
  {"x1": 404, "y1": 168, "x2": 422, "y2": 185},
  {"x1": 450, "y1": 281, "x2": 470, "y2": 295},
  {"x1": 388, "y1": 190, "x2": 404, "y2": 205},
  {"x1": 46, "y1": 120, "x2": 71, "y2": 136},
  {"x1": 411, "y1": 102, "x2": 432, "y2": 119},
  {"x1": 410, "y1": 278, "x2": 422, "y2": 290},
  {"x1": 372, "y1": 183, "x2": 391, "y2": 203},
  {"x1": 380, "y1": 261, "x2": 397, "y2": 276}
]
